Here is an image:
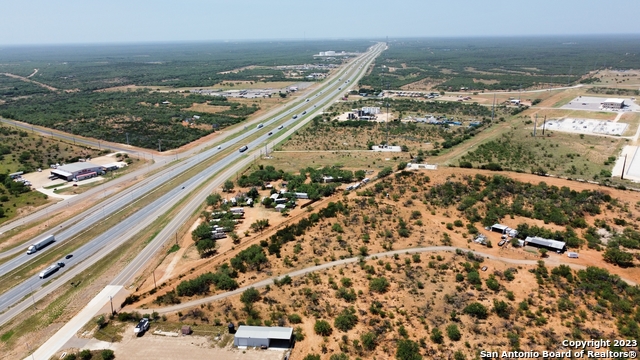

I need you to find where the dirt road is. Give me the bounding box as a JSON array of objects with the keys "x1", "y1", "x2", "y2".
[
  {"x1": 146, "y1": 246, "x2": 637, "y2": 315},
  {"x1": 2, "y1": 72, "x2": 58, "y2": 91}
]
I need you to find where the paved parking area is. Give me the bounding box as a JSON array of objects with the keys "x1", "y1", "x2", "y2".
[{"x1": 542, "y1": 118, "x2": 628, "y2": 135}]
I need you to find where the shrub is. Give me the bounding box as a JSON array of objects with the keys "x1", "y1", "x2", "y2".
[
  {"x1": 361, "y1": 332, "x2": 377, "y2": 351},
  {"x1": 303, "y1": 355, "x2": 321, "y2": 360},
  {"x1": 396, "y1": 339, "x2": 422, "y2": 360},
  {"x1": 101, "y1": 349, "x2": 115, "y2": 360},
  {"x1": 446, "y1": 324, "x2": 461, "y2": 341},
  {"x1": 79, "y1": 350, "x2": 92, "y2": 360},
  {"x1": 334, "y1": 307, "x2": 358, "y2": 332},
  {"x1": 493, "y1": 299, "x2": 510, "y2": 319},
  {"x1": 288, "y1": 314, "x2": 302, "y2": 324},
  {"x1": 369, "y1": 277, "x2": 390, "y2": 293},
  {"x1": 430, "y1": 328, "x2": 443, "y2": 344},
  {"x1": 314, "y1": 320, "x2": 332, "y2": 336},
  {"x1": 464, "y1": 302, "x2": 488, "y2": 319},
  {"x1": 240, "y1": 287, "x2": 260, "y2": 306}
]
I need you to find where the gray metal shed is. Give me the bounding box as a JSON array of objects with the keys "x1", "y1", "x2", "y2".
[{"x1": 233, "y1": 326, "x2": 293, "y2": 348}]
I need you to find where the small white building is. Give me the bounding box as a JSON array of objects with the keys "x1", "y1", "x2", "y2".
[
  {"x1": 275, "y1": 204, "x2": 287, "y2": 212},
  {"x1": 233, "y1": 326, "x2": 293, "y2": 349},
  {"x1": 567, "y1": 252, "x2": 579, "y2": 258}
]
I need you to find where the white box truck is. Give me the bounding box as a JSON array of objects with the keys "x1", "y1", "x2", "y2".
[{"x1": 27, "y1": 235, "x2": 55, "y2": 255}]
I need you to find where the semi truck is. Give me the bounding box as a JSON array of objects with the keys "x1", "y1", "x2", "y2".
[
  {"x1": 39, "y1": 263, "x2": 61, "y2": 279},
  {"x1": 27, "y1": 235, "x2": 55, "y2": 255}
]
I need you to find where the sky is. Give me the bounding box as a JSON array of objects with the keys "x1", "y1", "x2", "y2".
[{"x1": 1, "y1": 0, "x2": 639, "y2": 45}]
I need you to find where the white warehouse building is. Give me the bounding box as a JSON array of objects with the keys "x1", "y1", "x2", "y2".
[
  {"x1": 603, "y1": 98, "x2": 625, "y2": 109},
  {"x1": 233, "y1": 326, "x2": 293, "y2": 349},
  {"x1": 50, "y1": 162, "x2": 104, "y2": 181}
]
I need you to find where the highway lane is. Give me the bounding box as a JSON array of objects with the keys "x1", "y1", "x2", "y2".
[
  {"x1": 0, "y1": 44, "x2": 384, "y2": 325},
  {"x1": 0, "y1": 44, "x2": 380, "y2": 264}
]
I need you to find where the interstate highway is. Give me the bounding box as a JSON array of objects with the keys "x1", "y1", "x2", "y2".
[
  {"x1": 0, "y1": 41, "x2": 381, "y2": 263},
  {"x1": 0, "y1": 43, "x2": 385, "y2": 325}
]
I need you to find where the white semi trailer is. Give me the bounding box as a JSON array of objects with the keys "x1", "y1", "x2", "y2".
[
  {"x1": 27, "y1": 235, "x2": 55, "y2": 255},
  {"x1": 39, "y1": 263, "x2": 61, "y2": 279}
]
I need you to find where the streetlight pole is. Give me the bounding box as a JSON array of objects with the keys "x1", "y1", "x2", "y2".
[{"x1": 109, "y1": 295, "x2": 114, "y2": 315}]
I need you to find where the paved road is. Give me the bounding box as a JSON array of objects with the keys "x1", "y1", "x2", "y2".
[
  {"x1": 148, "y1": 246, "x2": 637, "y2": 314},
  {"x1": 0, "y1": 43, "x2": 385, "y2": 327}
]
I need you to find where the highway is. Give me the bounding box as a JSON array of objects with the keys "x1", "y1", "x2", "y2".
[
  {"x1": 0, "y1": 42, "x2": 382, "y2": 262},
  {"x1": 0, "y1": 43, "x2": 385, "y2": 326},
  {"x1": 0, "y1": 45, "x2": 373, "y2": 245}
]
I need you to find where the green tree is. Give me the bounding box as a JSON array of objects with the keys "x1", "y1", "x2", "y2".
[
  {"x1": 196, "y1": 239, "x2": 216, "y2": 256},
  {"x1": 538, "y1": 248, "x2": 548, "y2": 258},
  {"x1": 303, "y1": 355, "x2": 320, "y2": 360},
  {"x1": 206, "y1": 193, "x2": 222, "y2": 206},
  {"x1": 314, "y1": 320, "x2": 332, "y2": 336},
  {"x1": 191, "y1": 222, "x2": 212, "y2": 242},
  {"x1": 223, "y1": 180, "x2": 235, "y2": 192}
]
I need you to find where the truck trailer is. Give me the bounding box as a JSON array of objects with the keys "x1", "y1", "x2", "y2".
[
  {"x1": 27, "y1": 235, "x2": 55, "y2": 255},
  {"x1": 39, "y1": 263, "x2": 61, "y2": 279}
]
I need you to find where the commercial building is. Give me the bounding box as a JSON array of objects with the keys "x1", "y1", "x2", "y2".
[
  {"x1": 50, "y1": 162, "x2": 104, "y2": 181},
  {"x1": 233, "y1": 326, "x2": 293, "y2": 348},
  {"x1": 524, "y1": 236, "x2": 567, "y2": 253},
  {"x1": 603, "y1": 98, "x2": 625, "y2": 109}
]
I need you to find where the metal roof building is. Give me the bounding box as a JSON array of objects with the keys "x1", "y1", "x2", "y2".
[
  {"x1": 50, "y1": 162, "x2": 104, "y2": 181},
  {"x1": 524, "y1": 236, "x2": 567, "y2": 252},
  {"x1": 233, "y1": 326, "x2": 293, "y2": 348}
]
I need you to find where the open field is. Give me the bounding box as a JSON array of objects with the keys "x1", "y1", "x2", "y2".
[{"x1": 123, "y1": 167, "x2": 639, "y2": 359}]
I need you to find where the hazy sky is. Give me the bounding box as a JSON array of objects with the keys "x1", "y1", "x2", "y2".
[{"x1": 2, "y1": 0, "x2": 639, "y2": 45}]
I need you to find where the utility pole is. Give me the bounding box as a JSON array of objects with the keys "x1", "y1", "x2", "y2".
[
  {"x1": 542, "y1": 115, "x2": 547, "y2": 136},
  {"x1": 533, "y1": 114, "x2": 537, "y2": 137},
  {"x1": 109, "y1": 295, "x2": 114, "y2": 315},
  {"x1": 158, "y1": 140, "x2": 162, "y2": 153},
  {"x1": 621, "y1": 154, "x2": 628, "y2": 180},
  {"x1": 126, "y1": 133, "x2": 129, "y2": 146}
]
